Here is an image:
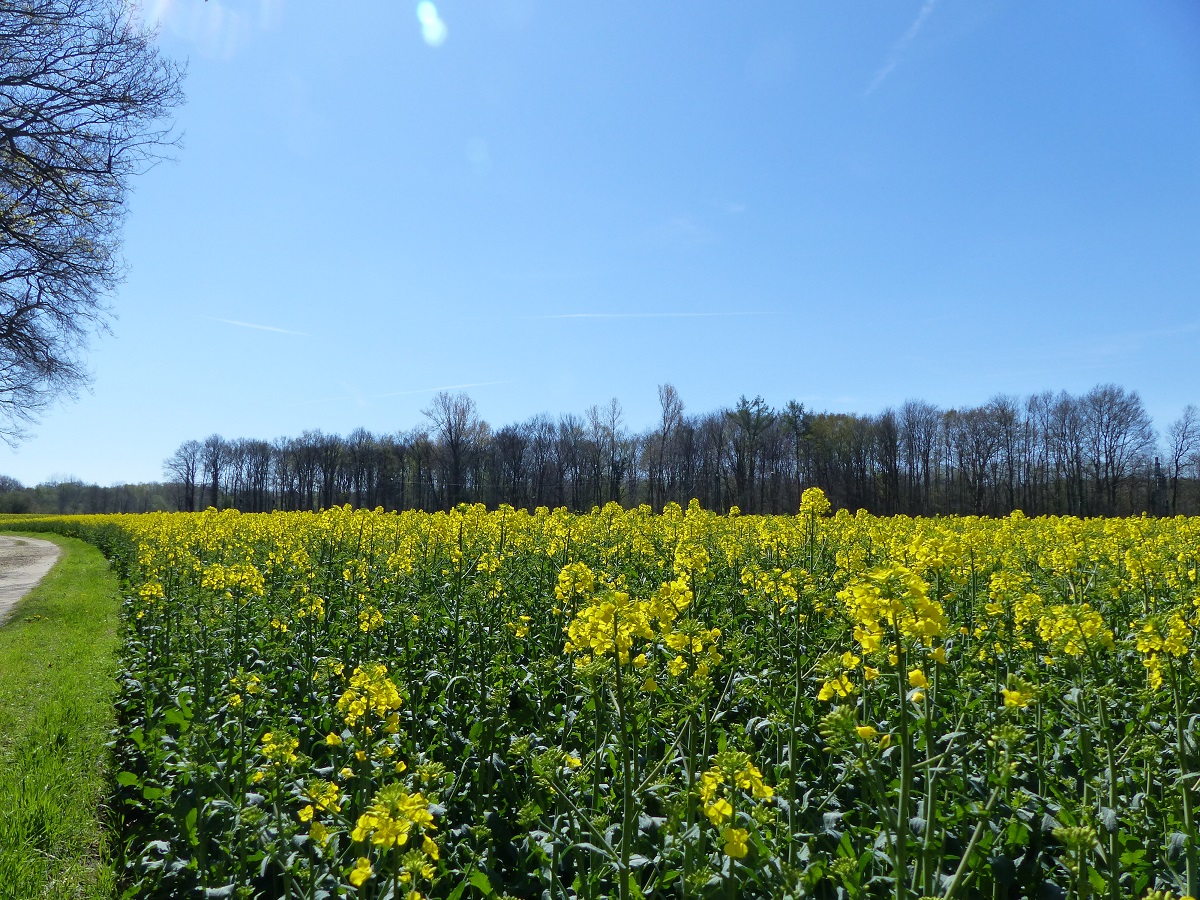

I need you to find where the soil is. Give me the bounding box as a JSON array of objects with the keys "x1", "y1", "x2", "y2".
[{"x1": 0, "y1": 535, "x2": 62, "y2": 626}]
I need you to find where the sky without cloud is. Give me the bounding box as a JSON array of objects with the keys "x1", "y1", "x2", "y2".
[{"x1": 8, "y1": 0, "x2": 1200, "y2": 485}]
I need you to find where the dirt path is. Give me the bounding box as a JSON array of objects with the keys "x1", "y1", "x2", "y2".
[{"x1": 0, "y1": 535, "x2": 62, "y2": 626}]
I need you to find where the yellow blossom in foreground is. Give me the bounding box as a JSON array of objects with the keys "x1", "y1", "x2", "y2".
[
  {"x1": 351, "y1": 783, "x2": 435, "y2": 849},
  {"x1": 349, "y1": 857, "x2": 373, "y2": 887},
  {"x1": 337, "y1": 664, "x2": 403, "y2": 729},
  {"x1": 1001, "y1": 688, "x2": 1033, "y2": 709},
  {"x1": 422, "y1": 835, "x2": 439, "y2": 860},
  {"x1": 309, "y1": 821, "x2": 330, "y2": 847},
  {"x1": 704, "y1": 796, "x2": 732, "y2": 825},
  {"x1": 722, "y1": 827, "x2": 750, "y2": 858},
  {"x1": 818, "y1": 674, "x2": 855, "y2": 702},
  {"x1": 261, "y1": 731, "x2": 299, "y2": 767}
]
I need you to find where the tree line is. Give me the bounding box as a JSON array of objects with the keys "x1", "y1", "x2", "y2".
[
  {"x1": 159, "y1": 384, "x2": 1200, "y2": 518},
  {"x1": 0, "y1": 475, "x2": 171, "y2": 515}
]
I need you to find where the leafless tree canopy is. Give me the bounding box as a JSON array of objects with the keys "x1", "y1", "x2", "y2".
[
  {"x1": 0, "y1": 0, "x2": 183, "y2": 436},
  {"x1": 160, "y1": 383, "x2": 1200, "y2": 517}
]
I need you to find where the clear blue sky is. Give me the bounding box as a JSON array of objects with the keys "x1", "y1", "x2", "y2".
[{"x1": 7, "y1": 0, "x2": 1200, "y2": 486}]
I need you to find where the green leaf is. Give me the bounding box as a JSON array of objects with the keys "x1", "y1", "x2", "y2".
[
  {"x1": 184, "y1": 807, "x2": 199, "y2": 847},
  {"x1": 1120, "y1": 848, "x2": 1146, "y2": 867},
  {"x1": 468, "y1": 870, "x2": 494, "y2": 896},
  {"x1": 164, "y1": 708, "x2": 191, "y2": 731},
  {"x1": 142, "y1": 786, "x2": 165, "y2": 801}
]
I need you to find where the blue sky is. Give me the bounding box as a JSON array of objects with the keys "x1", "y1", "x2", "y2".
[{"x1": 7, "y1": 0, "x2": 1200, "y2": 485}]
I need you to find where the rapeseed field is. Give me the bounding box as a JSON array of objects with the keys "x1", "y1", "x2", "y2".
[{"x1": 29, "y1": 492, "x2": 1200, "y2": 899}]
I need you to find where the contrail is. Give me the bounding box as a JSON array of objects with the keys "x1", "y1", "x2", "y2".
[
  {"x1": 865, "y1": 0, "x2": 938, "y2": 96},
  {"x1": 210, "y1": 317, "x2": 309, "y2": 337},
  {"x1": 528, "y1": 311, "x2": 779, "y2": 320}
]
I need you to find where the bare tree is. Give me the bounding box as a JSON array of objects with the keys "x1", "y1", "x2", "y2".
[
  {"x1": 605, "y1": 399, "x2": 630, "y2": 505},
  {"x1": 900, "y1": 400, "x2": 939, "y2": 514},
  {"x1": 163, "y1": 439, "x2": 201, "y2": 510},
  {"x1": 494, "y1": 423, "x2": 528, "y2": 507},
  {"x1": 201, "y1": 434, "x2": 229, "y2": 509},
  {"x1": 780, "y1": 400, "x2": 811, "y2": 507},
  {"x1": 1045, "y1": 392, "x2": 1087, "y2": 514},
  {"x1": 1082, "y1": 384, "x2": 1155, "y2": 513},
  {"x1": 0, "y1": 0, "x2": 183, "y2": 437},
  {"x1": 875, "y1": 409, "x2": 901, "y2": 514},
  {"x1": 1167, "y1": 405, "x2": 1200, "y2": 514},
  {"x1": 726, "y1": 395, "x2": 774, "y2": 513},
  {"x1": 423, "y1": 391, "x2": 479, "y2": 508},
  {"x1": 314, "y1": 430, "x2": 342, "y2": 510},
  {"x1": 555, "y1": 413, "x2": 585, "y2": 508},
  {"x1": 648, "y1": 384, "x2": 684, "y2": 509},
  {"x1": 945, "y1": 405, "x2": 1001, "y2": 514}
]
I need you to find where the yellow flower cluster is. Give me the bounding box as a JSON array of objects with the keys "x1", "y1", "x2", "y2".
[
  {"x1": 741, "y1": 564, "x2": 798, "y2": 612},
  {"x1": 350, "y1": 782, "x2": 435, "y2": 849},
  {"x1": 1000, "y1": 675, "x2": 1037, "y2": 709},
  {"x1": 261, "y1": 730, "x2": 300, "y2": 767},
  {"x1": 200, "y1": 562, "x2": 265, "y2": 599},
  {"x1": 298, "y1": 778, "x2": 341, "y2": 822},
  {"x1": 1136, "y1": 613, "x2": 1193, "y2": 658},
  {"x1": 564, "y1": 576, "x2": 694, "y2": 667},
  {"x1": 554, "y1": 561, "x2": 596, "y2": 609},
  {"x1": 337, "y1": 663, "x2": 403, "y2": 729},
  {"x1": 838, "y1": 563, "x2": 947, "y2": 653},
  {"x1": 1136, "y1": 613, "x2": 1193, "y2": 689},
  {"x1": 358, "y1": 605, "x2": 384, "y2": 633},
  {"x1": 1037, "y1": 603, "x2": 1115, "y2": 657},
  {"x1": 697, "y1": 750, "x2": 774, "y2": 835},
  {"x1": 799, "y1": 486, "x2": 832, "y2": 518}
]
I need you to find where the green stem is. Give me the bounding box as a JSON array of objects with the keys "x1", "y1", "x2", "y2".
[
  {"x1": 1093, "y1": 699, "x2": 1120, "y2": 900},
  {"x1": 942, "y1": 783, "x2": 1003, "y2": 900},
  {"x1": 920, "y1": 664, "x2": 938, "y2": 896},
  {"x1": 1173, "y1": 663, "x2": 1198, "y2": 895},
  {"x1": 896, "y1": 645, "x2": 912, "y2": 900},
  {"x1": 611, "y1": 634, "x2": 633, "y2": 900}
]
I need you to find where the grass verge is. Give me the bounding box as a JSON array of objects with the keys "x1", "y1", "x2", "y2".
[{"x1": 0, "y1": 534, "x2": 120, "y2": 900}]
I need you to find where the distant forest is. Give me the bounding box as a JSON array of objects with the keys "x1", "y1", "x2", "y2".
[
  {"x1": 4, "y1": 383, "x2": 1197, "y2": 518},
  {"x1": 0, "y1": 476, "x2": 171, "y2": 516}
]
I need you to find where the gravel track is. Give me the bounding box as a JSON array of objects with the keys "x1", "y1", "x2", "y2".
[{"x1": 0, "y1": 535, "x2": 62, "y2": 626}]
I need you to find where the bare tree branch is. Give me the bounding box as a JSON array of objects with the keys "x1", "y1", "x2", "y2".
[{"x1": 0, "y1": 0, "x2": 184, "y2": 439}]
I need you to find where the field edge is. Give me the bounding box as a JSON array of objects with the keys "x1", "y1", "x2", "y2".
[{"x1": 0, "y1": 533, "x2": 122, "y2": 900}]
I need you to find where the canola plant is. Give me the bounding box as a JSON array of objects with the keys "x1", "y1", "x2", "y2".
[{"x1": 17, "y1": 490, "x2": 1200, "y2": 900}]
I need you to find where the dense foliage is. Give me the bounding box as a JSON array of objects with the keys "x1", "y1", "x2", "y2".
[{"x1": 20, "y1": 497, "x2": 1200, "y2": 899}]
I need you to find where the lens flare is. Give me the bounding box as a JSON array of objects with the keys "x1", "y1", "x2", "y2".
[{"x1": 416, "y1": 2, "x2": 447, "y2": 47}]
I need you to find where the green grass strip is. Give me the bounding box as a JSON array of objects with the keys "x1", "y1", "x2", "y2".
[{"x1": 0, "y1": 534, "x2": 120, "y2": 900}]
